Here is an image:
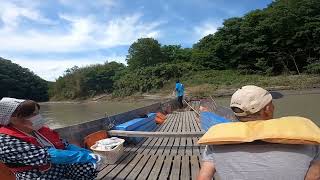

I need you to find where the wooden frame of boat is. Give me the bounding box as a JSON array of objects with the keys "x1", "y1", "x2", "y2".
[{"x1": 55, "y1": 99, "x2": 233, "y2": 179}]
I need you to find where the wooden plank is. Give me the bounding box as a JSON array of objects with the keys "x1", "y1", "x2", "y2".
[
  {"x1": 149, "y1": 136, "x2": 164, "y2": 155},
  {"x1": 163, "y1": 114, "x2": 179, "y2": 155},
  {"x1": 169, "y1": 155, "x2": 181, "y2": 180},
  {"x1": 192, "y1": 137, "x2": 201, "y2": 156},
  {"x1": 148, "y1": 156, "x2": 165, "y2": 180},
  {"x1": 188, "y1": 111, "x2": 201, "y2": 156},
  {"x1": 113, "y1": 154, "x2": 144, "y2": 179},
  {"x1": 181, "y1": 156, "x2": 190, "y2": 180},
  {"x1": 178, "y1": 112, "x2": 187, "y2": 155},
  {"x1": 169, "y1": 113, "x2": 180, "y2": 155},
  {"x1": 190, "y1": 155, "x2": 200, "y2": 180},
  {"x1": 101, "y1": 153, "x2": 138, "y2": 180},
  {"x1": 97, "y1": 146, "x2": 136, "y2": 179},
  {"x1": 171, "y1": 113, "x2": 182, "y2": 155},
  {"x1": 126, "y1": 154, "x2": 151, "y2": 179},
  {"x1": 156, "y1": 137, "x2": 169, "y2": 155},
  {"x1": 156, "y1": 112, "x2": 178, "y2": 155},
  {"x1": 136, "y1": 155, "x2": 158, "y2": 180},
  {"x1": 185, "y1": 112, "x2": 193, "y2": 156},
  {"x1": 158, "y1": 155, "x2": 173, "y2": 180},
  {"x1": 140, "y1": 136, "x2": 159, "y2": 154}
]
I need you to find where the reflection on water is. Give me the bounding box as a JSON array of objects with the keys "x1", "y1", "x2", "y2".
[
  {"x1": 40, "y1": 101, "x2": 156, "y2": 128},
  {"x1": 215, "y1": 93, "x2": 320, "y2": 126}
]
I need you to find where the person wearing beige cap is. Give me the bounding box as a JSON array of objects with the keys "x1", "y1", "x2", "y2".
[
  {"x1": 197, "y1": 85, "x2": 320, "y2": 180},
  {"x1": 0, "y1": 97, "x2": 102, "y2": 180}
]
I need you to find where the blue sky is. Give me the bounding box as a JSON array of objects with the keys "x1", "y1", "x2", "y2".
[{"x1": 0, "y1": 0, "x2": 272, "y2": 81}]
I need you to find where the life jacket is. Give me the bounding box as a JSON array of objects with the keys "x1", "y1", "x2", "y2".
[
  {"x1": 198, "y1": 116, "x2": 320, "y2": 145},
  {"x1": 0, "y1": 126, "x2": 66, "y2": 173}
]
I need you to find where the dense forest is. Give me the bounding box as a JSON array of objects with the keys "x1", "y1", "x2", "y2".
[
  {"x1": 0, "y1": 58, "x2": 49, "y2": 101},
  {"x1": 2, "y1": 0, "x2": 320, "y2": 100}
]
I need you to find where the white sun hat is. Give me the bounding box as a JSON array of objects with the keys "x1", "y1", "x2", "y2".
[
  {"x1": 0, "y1": 97, "x2": 25, "y2": 125},
  {"x1": 230, "y1": 85, "x2": 272, "y2": 117}
]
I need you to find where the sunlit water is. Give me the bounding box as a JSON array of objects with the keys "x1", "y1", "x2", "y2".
[{"x1": 40, "y1": 90, "x2": 320, "y2": 128}]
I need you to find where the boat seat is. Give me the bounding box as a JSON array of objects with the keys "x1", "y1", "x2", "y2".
[
  {"x1": 83, "y1": 130, "x2": 108, "y2": 149},
  {"x1": 0, "y1": 163, "x2": 15, "y2": 180}
]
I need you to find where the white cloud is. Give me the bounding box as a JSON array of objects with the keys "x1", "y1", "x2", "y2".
[
  {"x1": 9, "y1": 55, "x2": 126, "y2": 81},
  {"x1": 100, "y1": 14, "x2": 161, "y2": 46},
  {"x1": 0, "y1": 9, "x2": 162, "y2": 53},
  {"x1": 0, "y1": 1, "x2": 54, "y2": 30},
  {"x1": 194, "y1": 22, "x2": 220, "y2": 38},
  {"x1": 0, "y1": 1, "x2": 162, "y2": 81}
]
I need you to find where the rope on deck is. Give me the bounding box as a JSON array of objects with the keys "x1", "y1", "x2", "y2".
[{"x1": 108, "y1": 130, "x2": 205, "y2": 137}]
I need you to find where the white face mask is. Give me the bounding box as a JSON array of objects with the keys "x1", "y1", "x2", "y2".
[{"x1": 27, "y1": 114, "x2": 46, "y2": 130}]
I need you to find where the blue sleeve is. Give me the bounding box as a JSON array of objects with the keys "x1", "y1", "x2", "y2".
[
  {"x1": 200, "y1": 112, "x2": 231, "y2": 131},
  {"x1": 66, "y1": 144, "x2": 92, "y2": 154},
  {"x1": 48, "y1": 147, "x2": 96, "y2": 164}
]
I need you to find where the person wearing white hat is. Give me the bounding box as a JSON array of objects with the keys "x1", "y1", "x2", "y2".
[
  {"x1": 0, "y1": 97, "x2": 101, "y2": 180},
  {"x1": 197, "y1": 85, "x2": 320, "y2": 180}
]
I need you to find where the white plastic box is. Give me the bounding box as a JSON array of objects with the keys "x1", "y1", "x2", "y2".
[{"x1": 90, "y1": 138, "x2": 125, "y2": 164}]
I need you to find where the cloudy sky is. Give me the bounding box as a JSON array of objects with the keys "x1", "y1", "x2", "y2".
[{"x1": 0, "y1": 0, "x2": 272, "y2": 81}]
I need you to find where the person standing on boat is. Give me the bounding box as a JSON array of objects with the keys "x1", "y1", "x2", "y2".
[
  {"x1": 175, "y1": 80, "x2": 184, "y2": 109},
  {"x1": 197, "y1": 85, "x2": 320, "y2": 180},
  {"x1": 0, "y1": 97, "x2": 102, "y2": 180}
]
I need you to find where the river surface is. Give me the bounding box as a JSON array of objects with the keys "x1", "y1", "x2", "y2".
[
  {"x1": 41, "y1": 90, "x2": 320, "y2": 128},
  {"x1": 215, "y1": 90, "x2": 320, "y2": 126},
  {"x1": 40, "y1": 101, "x2": 156, "y2": 129}
]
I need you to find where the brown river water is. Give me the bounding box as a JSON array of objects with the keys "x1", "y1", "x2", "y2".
[{"x1": 40, "y1": 89, "x2": 320, "y2": 128}]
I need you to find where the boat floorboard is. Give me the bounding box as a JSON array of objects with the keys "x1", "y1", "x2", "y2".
[{"x1": 96, "y1": 111, "x2": 204, "y2": 180}]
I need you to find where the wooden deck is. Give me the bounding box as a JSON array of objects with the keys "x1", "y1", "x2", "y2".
[{"x1": 96, "y1": 111, "x2": 205, "y2": 180}]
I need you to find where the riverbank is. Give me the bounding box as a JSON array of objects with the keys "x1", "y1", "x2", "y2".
[
  {"x1": 47, "y1": 72, "x2": 320, "y2": 103},
  {"x1": 143, "y1": 72, "x2": 320, "y2": 100}
]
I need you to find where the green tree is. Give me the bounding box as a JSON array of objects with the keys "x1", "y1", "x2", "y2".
[
  {"x1": 126, "y1": 38, "x2": 164, "y2": 68},
  {"x1": 0, "y1": 57, "x2": 49, "y2": 101}
]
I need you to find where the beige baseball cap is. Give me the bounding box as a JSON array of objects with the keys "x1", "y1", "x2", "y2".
[{"x1": 230, "y1": 85, "x2": 272, "y2": 117}]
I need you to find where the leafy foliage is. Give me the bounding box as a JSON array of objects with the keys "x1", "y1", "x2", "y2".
[
  {"x1": 51, "y1": 62, "x2": 125, "y2": 99},
  {"x1": 126, "y1": 38, "x2": 164, "y2": 68},
  {"x1": 0, "y1": 58, "x2": 49, "y2": 101}
]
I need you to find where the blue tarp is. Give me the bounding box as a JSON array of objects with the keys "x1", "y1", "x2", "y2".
[
  {"x1": 128, "y1": 119, "x2": 157, "y2": 144},
  {"x1": 114, "y1": 116, "x2": 154, "y2": 131},
  {"x1": 113, "y1": 113, "x2": 157, "y2": 144},
  {"x1": 200, "y1": 112, "x2": 231, "y2": 131}
]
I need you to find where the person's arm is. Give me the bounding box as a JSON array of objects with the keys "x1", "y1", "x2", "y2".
[
  {"x1": 0, "y1": 134, "x2": 50, "y2": 166},
  {"x1": 197, "y1": 161, "x2": 216, "y2": 180},
  {"x1": 305, "y1": 161, "x2": 320, "y2": 180}
]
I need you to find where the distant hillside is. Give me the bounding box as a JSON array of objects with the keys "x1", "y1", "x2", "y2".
[{"x1": 0, "y1": 57, "x2": 49, "y2": 101}]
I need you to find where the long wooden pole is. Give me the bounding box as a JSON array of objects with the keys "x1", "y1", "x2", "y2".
[
  {"x1": 183, "y1": 100, "x2": 200, "y2": 116},
  {"x1": 209, "y1": 95, "x2": 218, "y2": 109},
  {"x1": 108, "y1": 130, "x2": 205, "y2": 137}
]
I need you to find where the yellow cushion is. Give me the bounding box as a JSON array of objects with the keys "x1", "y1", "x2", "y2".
[{"x1": 198, "y1": 116, "x2": 320, "y2": 145}]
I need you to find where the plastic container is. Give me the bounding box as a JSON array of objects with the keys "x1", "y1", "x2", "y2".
[{"x1": 90, "y1": 138, "x2": 125, "y2": 164}]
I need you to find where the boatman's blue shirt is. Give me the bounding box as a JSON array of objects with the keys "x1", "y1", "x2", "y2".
[{"x1": 175, "y1": 83, "x2": 184, "y2": 97}]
